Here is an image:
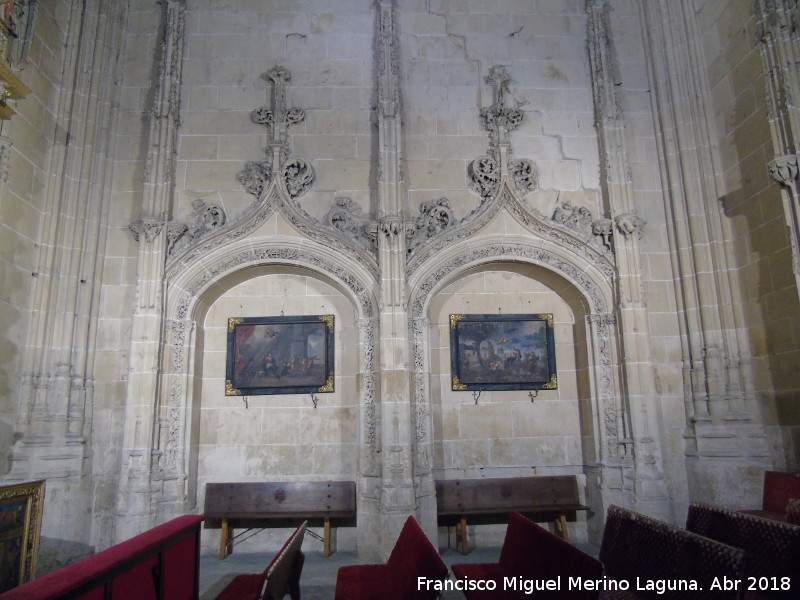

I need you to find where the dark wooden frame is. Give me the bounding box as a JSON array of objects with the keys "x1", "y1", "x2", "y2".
[
  {"x1": 450, "y1": 313, "x2": 557, "y2": 391},
  {"x1": 226, "y1": 315, "x2": 335, "y2": 396},
  {"x1": 0, "y1": 480, "x2": 45, "y2": 593}
]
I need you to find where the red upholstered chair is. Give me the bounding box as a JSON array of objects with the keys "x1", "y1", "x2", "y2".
[
  {"x1": 452, "y1": 511, "x2": 602, "y2": 600},
  {"x1": 740, "y1": 471, "x2": 800, "y2": 523},
  {"x1": 334, "y1": 516, "x2": 448, "y2": 600},
  {"x1": 215, "y1": 521, "x2": 307, "y2": 600}
]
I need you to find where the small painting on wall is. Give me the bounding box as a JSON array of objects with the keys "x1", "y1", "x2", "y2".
[
  {"x1": 226, "y1": 315, "x2": 334, "y2": 396},
  {"x1": 0, "y1": 480, "x2": 45, "y2": 593},
  {"x1": 450, "y1": 313, "x2": 557, "y2": 391}
]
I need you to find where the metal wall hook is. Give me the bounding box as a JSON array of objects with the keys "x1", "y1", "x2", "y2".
[
  {"x1": 473, "y1": 390, "x2": 481, "y2": 404},
  {"x1": 243, "y1": 396, "x2": 250, "y2": 409},
  {"x1": 310, "y1": 393, "x2": 319, "y2": 409},
  {"x1": 529, "y1": 390, "x2": 538, "y2": 402}
]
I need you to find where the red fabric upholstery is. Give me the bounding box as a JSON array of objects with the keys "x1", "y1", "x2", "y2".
[
  {"x1": 452, "y1": 511, "x2": 602, "y2": 600},
  {"x1": 0, "y1": 515, "x2": 203, "y2": 600},
  {"x1": 762, "y1": 471, "x2": 800, "y2": 514},
  {"x1": 215, "y1": 574, "x2": 265, "y2": 600},
  {"x1": 334, "y1": 516, "x2": 448, "y2": 600}
]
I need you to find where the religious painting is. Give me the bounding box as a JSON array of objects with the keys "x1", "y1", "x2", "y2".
[
  {"x1": 0, "y1": 480, "x2": 45, "y2": 593},
  {"x1": 226, "y1": 315, "x2": 334, "y2": 396},
  {"x1": 450, "y1": 313, "x2": 557, "y2": 391}
]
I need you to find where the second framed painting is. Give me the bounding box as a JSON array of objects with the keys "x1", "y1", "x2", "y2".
[
  {"x1": 450, "y1": 313, "x2": 557, "y2": 392},
  {"x1": 225, "y1": 315, "x2": 334, "y2": 396}
]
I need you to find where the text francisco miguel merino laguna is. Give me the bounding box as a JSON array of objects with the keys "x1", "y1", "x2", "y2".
[{"x1": 417, "y1": 575, "x2": 740, "y2": 595}]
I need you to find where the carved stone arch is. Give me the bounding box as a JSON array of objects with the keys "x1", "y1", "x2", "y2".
[
  {"x1": 161, "y1": 235, "x2": 381, "y2": 508},
  {"x1": 407, "y1": 235, "x2": 621, "y2": 492}
]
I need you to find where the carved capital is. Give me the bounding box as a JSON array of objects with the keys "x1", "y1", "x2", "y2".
[
  {"x1": 129, "y1": 219, "x2": 164, "y2": 243},
  {"x1": 379, "y1": 216, "x2": 404, "y2": 237},
  {"x1": 768, "y1": 154, "x2": 800, "y2": 188}
]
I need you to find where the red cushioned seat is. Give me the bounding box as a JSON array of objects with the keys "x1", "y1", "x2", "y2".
[
  {"x1": 334, "y1": 516, "x2": 447, "y2": 600},
  {"x1": 452, "y1": 511, "x2": 602, "y2": 600}
]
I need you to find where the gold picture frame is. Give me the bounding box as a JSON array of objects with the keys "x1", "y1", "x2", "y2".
[{"x1": 0, "y1": 480, "x2": 45, "y2": 593}]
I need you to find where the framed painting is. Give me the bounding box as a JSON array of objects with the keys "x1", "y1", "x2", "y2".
[
  {"x1": 450, "y1": 313, "x2": 557, "y2": 391},
  {"x1": 226, "y1": 315, "x2": 334, "y2": 396},
  {"x1": 0, "y1": 480, "x2": 45, "y2": 593}
]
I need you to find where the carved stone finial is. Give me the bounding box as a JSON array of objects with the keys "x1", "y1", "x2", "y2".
[{"x1": 239, "y1": 66, "x2": 314, "y2": 200}]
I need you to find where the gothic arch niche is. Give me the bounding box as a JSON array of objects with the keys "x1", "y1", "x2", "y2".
[
  {"x1": 162, "y1": 237, "x2": 380, "y2": 555},
  {"x1": 409, "y1": 239, "x2": 619, "y2": 545},
  {"x1": 429, "y1": 263, "x2": 594, "y2": 543},
  {"x1": 192, "y1": 265, "x2": 359, "y2": 553}
]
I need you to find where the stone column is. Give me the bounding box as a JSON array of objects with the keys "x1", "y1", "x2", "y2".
[{"x1": 117, "y1": 0, "x2": 186, "y2": 541}]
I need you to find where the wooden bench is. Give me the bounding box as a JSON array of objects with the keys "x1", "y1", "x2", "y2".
[
  {"x1": 435, "y1": 475, "x2": 588, "y2": 554},
  {"x1": 204, "y1": 481, "x2": 356, "y2": 559}
]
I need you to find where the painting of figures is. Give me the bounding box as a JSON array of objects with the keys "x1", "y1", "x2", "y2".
[
  {"x1": 450, "y1": 314, "x2": 557, "y2": 391},
  {"x1": 226, "y1": 315, "x2": 334, "y2": 396}
]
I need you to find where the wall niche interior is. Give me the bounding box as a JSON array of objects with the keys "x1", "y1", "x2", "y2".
[
  {"x1": 427, "y1": 262, "x2": 593, "y2": 545},
  {"x1": 193, "y1": 266, "x2": 359, "y2": 553}
]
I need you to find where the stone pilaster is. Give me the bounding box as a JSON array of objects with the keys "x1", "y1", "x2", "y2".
[
  {"x1": 639, "y1": 0, "x2": 769, "y2": 508},
  {"x1": 117, "y1": 0, "x2": 186, "y2": 542},
  {"x1": 587, "y1": 0, "x2": 670, "y2": 519},
  {"x1": 7, "y1": 0, "x2": 125, "y2": 568},
  {"x1": 758, "y1": 0, "x2": 800, "y2": 298}
]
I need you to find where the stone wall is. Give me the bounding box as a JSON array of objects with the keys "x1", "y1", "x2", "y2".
[{"x1": 0, "y1": 0, "x2": 796, "y2": 567}]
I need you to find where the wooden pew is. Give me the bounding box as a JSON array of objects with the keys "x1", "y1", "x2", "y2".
[
  {"x1": 205, "y1": 481, "x2": 356, "y2": 559},
  {"x1": 687, "y1": 503, "x2": 800, "y2": 599},
  {"x1": 435, "y1": 475, "x2": 588, "y2": 554},
  {"x1": 600, "y1": 505, "x2": 745, "y2": 599}
]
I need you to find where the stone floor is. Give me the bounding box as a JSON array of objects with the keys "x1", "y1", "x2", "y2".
[{"x1": 199, "y1": 546, "x2": 503, "y2": 600}]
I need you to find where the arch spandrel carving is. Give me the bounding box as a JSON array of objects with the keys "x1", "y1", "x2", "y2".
[
  {"x1": 407, "y1": 181, "x2": 616, "y2": 282},
  {"x1": 165, "y1": 180, "x2": 380, "y2": 284}
]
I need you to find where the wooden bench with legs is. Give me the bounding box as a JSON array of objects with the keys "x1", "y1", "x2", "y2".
[
  {"x1": 205, "y1": 481, "x2": 356, "y2": 559},
  {"x1": 435, "y1": 475, "x2": 589, "y2": 554}
]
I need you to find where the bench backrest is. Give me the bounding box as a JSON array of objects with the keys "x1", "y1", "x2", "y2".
[
  {"x1": 262, "y1": 521, "x2": 306, "y2": 600},
  {"x1": 762, "y1": 471, "x2": 800, "y2": 514},
  {"x1": 687, "y1": 503, "x2": 800, "y2": 596},
  {"x1": 436, "y1": 475, "x2": 584, "y2": 515},
  {"x1": 500, "y1": 511, "x2": 602, "y2": 597},
  {"x1": 386, "y1": 516, "x2": 448, "y2": 600},
  {"x1": 601, "y1": 505, "x2": 744, "y2": 599},
  {"x1": 0, "y1": 515, "x2": 203, "y2": 600},
  {"x1": 205, "y1": 481, "x2": 356, "y2": 519}
]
